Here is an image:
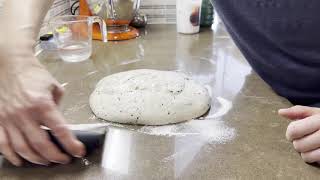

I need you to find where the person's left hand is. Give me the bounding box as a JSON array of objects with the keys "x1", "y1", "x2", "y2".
[{"x1": 279, "y1": 105, "x2": 320, "y2": 163}]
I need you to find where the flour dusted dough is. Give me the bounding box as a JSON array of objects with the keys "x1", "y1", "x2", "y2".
[{"x1": 89, "y1": 69, "x2": 211, "y2": 125}]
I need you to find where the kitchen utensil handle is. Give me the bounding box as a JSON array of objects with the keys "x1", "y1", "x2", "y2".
[
  {"x1": 91, "y1": 16, "x2": 108, "y2": 42},
  {"x1": 0, "y1": 129, "x2": 105, "y2": 159},
  {"x1": 47, "y1": 129, "x2": 105, "y2": 155}
]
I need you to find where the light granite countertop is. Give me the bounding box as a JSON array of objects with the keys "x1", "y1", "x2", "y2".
[{"x1": 1, "y1": 24, "x2": 319, "y2": 179}]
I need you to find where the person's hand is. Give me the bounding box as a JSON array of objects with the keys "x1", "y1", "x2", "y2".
[
  {"x1": 0, "y1": 58, "x2": 85, "y2": 166},
  {"x1": 279, "y1": 105, "x2": 320, "y2": 164}
]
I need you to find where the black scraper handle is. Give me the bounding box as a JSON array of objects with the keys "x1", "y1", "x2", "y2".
[
  {"x1": 0, "y1": 129, "x2": 105, "y2": 159},
  {"x1": 47, "y1": 129, "x2": 106, "y2": 155}
]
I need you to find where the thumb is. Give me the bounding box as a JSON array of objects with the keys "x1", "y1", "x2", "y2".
[{"x1": 278, "y1": 105, "x2": 320, "y2": 120}]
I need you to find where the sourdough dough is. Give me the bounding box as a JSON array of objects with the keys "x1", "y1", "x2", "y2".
[{"x1": 89, "y1": 69, "x2": 211, "y2": 125}]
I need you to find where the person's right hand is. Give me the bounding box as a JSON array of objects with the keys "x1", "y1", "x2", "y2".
[
  {"x1": 0, "y1": 57, "x2": 85, "y2": 166},
  {"x1": 279, "y1": 105, "x2": 320, "y2": 164}
]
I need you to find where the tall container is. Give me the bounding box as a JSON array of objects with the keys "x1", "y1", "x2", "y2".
[
  {"x1": 200, "y1": 0, "x2": 214, "y2": 27},
  {"x1": 176, "y1": 0, "x2": 203, "y2": 34}
]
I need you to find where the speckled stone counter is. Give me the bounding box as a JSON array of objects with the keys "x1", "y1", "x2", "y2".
[{"x1": 1, "y1": 25, "x2": 319, "y2": 179}]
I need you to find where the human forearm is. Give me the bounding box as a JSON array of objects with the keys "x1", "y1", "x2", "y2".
[{"x1": 0, "y1": 0, "x2": 85, "y2": 166}]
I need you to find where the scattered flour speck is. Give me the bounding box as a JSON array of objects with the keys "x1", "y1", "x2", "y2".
[
  {"x1": 136, "y1": 97, "x2": 236, "y2": 144},
  {"x1": 81, "y1": 158, "x2": 91, "y2": 166},
  {"x1": 137, "y1": 118, "x2": 236, "y2": 144}
]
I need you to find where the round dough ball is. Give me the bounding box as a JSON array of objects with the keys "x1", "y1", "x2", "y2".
[{"x1": 89, "y1": 69, "x2": 211, "y2": 125}]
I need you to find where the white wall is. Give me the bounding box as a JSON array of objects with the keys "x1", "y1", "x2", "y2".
[
  {"x1": 67, "y1": 0, "x2": 178, "y2": 24},
  {"x1": 0, "y1": 0, "x2": 179, "y2": 26},
  {"x1": 140, "y1": 0, "x2": 176, "y2": 24},
  {"x1": 0, "y1": 0, "x2": 4, "y2": 16}
]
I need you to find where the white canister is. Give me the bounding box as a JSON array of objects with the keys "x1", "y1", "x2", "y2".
[{"x1": 176, "y1": 0, "x2": 203, "y2": 34}]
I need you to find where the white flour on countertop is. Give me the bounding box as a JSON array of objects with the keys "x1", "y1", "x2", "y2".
[
  {"x1": 93, "y1": 95, "x2": 235, "y2": 144},
  {"x1": 136, "y1": 97, "x2": 235, "y2": 144},
  {"x1": 137, "y1": 119, "x2": 235, "y2": 144}
]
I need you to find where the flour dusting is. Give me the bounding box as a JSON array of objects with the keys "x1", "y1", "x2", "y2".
[
  {"x1": 93, "y1": 96, "x2": 236, "y2": 144},
  {"x1": 81, "y1": 158, "x2": 91, "y2": 166},
  {"x1": 137, "y1": 119, "x2": 235, "y2": 144},
  {"x1": 136, "y1": 96, "x2": 235, "y2": 143}
]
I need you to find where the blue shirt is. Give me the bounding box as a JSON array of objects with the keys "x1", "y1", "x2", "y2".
[{"x1": 214, "y1": 0, "x2": 320, "y2": 105}]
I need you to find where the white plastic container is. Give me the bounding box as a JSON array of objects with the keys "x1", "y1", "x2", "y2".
[{"x1": 176, "y1": 0, "x2": 202, "y2": 34}]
